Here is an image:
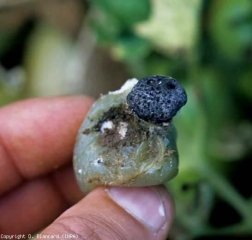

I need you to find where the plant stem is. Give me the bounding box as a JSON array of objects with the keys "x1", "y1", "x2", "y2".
[{"x1": 198, "y1": 163, "x2": 252, "y2": 222}]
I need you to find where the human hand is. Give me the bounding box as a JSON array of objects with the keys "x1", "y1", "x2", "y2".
[{"x1": 0, "y1": 96, "x2": 174, "y2": 240}]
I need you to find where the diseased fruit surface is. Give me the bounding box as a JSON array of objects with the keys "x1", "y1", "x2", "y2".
[
  {"x1": 127, "y1": 75, "x2": 187, "y2": 123},
  {"x1": 73, "y1": 77, "x2": 186, "y2": 194}
]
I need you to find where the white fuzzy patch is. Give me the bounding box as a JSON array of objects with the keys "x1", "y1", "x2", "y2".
[
  {"x1": 118, "y1": 122, "x2": 128, "y2": 139},
  {"x1": 101, "y1": 121, "x2": 113, "y2": 133},
  {"x1": 78, "y1": 169, "x2": 82, "y2": 174},
  {"x1": 158, "y1": 204, "x2": 165, "y2": 217},
  {"x1": 109, "y1": 78, "x2": 138, "y2": 95}
]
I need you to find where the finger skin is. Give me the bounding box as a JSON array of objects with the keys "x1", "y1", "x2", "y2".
[
  {"x1": 0, "y1": 96, "x2": 93, "y2": 195},
  {"x1": 0, "y1": 165, "x2": 86, "y2": 235},
  {"x1": 0, "y1": 177, "x2": 67, "y2": 234},
  {"x1": 38, "y1": 186, "x2": 174, "y2": 240},
  {"x1": 0, "y1": 96, "x2": 93, "y2": 233},
  {"x1": 51, "y1": 164, "x2": 85, "y2": 205}
]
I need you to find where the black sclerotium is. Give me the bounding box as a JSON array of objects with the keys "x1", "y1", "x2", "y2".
[{"x1": 126, "y1": 75, "x2": 187, "y2": 123}]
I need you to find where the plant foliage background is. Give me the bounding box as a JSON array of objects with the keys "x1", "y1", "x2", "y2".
[{"x1": 0, "y1": 0, "x2": 252, "y2": 239}]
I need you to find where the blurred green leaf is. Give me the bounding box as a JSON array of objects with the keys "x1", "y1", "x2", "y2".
[
  {"x1": 238, "y1": 70, "x2": 252, "y2": 102},
  {"x1": 208, "y1": 0, "x2": 252, "y2": 61},
  {"x1": 93, "y1": 0, "x2": 151, "y2": 26},
  {"x1": 91, "y1": 10, "x2": 122, "y2": 44},
  {"x1": 111, "y1": 35, "x2": 151, "y2": 61},
  {"x1": 135, "y1": 0, "x2": 202, "y2": 57}
]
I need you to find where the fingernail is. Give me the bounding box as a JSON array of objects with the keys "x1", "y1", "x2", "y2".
[{"x1": 108, "y1": 187, "x2": 166, "y2": 231}]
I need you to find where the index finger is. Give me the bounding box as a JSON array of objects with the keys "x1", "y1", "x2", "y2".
[{"x1": 0, "y1": 96, "x2": 93, "y2": 195}]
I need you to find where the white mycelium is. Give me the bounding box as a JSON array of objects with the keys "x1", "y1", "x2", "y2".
[
  {"x1": 100, "y1": 120, "x2": 114, "y2": 133},
  {"x1": 109, "y1": 78, "x2": 138, "y2": 95},
  {"x1": 118, "y1": 122, "x2": 128, "y2": 139}
]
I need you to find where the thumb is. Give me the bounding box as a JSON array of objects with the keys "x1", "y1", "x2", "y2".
[{"x1": 38, "y1": 186, "x2": 174, "y2": 240}]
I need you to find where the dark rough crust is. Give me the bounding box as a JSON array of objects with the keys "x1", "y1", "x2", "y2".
[{"x1": 126, "y1": 75, "x2": 187, "y2": 123}]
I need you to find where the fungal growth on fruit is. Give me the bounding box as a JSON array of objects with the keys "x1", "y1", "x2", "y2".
[
  {"x1": 127, "y1": 75, "x2": 187, "y2": 123},
  {"x1": 73, "y1": 75, "x2": 187, "y2": 194}
]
